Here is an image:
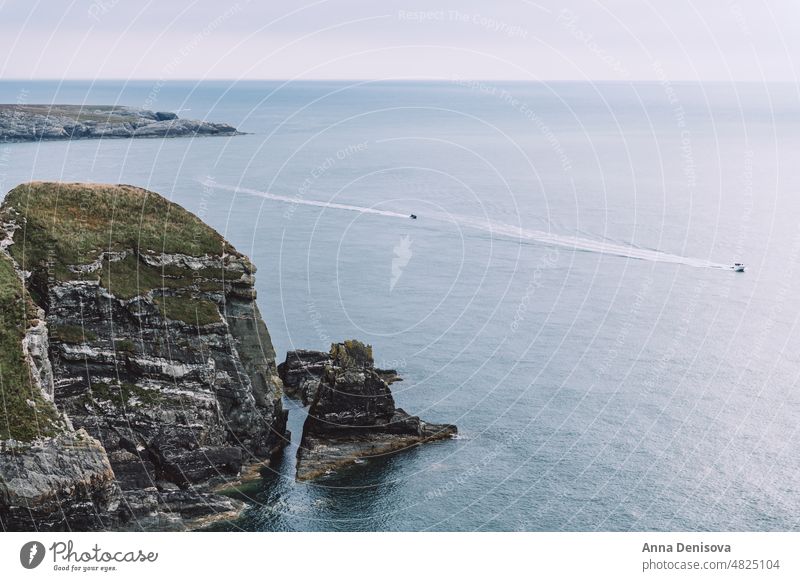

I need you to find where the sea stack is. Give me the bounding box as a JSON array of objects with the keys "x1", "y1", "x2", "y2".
[{"x1": 295, "y1": 340, "x2": 457, "y2": 481}]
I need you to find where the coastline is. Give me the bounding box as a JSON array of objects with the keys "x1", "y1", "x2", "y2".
[{"x1": 0, "y1": 104, "x2": 240, "y2": 143}]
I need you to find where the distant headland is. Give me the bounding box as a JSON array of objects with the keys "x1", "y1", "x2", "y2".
[{"x1": 0, "y1": 105, "x2": 239, "y2": 142}]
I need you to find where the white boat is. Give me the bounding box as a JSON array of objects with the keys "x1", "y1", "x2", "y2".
[{"x1": 733, "y1": 263, "x2": 745, "y2": 272}]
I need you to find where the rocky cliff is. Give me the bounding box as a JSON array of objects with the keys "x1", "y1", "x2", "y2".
[
  {"x1": 0, "y1": 182, "x2": 287, "y2": 531},
  {"x1": 0, "y1": 432, "x2": 119, "y2": 531},
  {"x1": 0, "y1": 249, "x2": 118, "y2": 530},
  {"x1": 0, "y1": 105, "x2": 239, "y2": 142},
  {"x1": 293, "y1": 341, "x2": 456, "y2": 481}
]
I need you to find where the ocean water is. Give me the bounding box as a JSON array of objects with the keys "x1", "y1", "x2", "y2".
[{"x1": 2, "y1": 79, "x2": 800, "y2": 531}]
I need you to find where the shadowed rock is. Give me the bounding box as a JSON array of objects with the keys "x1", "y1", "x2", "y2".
[
  {"x1": 278, "y1": 349, "x2": 331, "y2": 405},
  {"x1": 279, "y1": 347, "x2": 402, "y2": 406},
  {"x1": 296, "y1": 340, "x2": 456, "y2": 481}
]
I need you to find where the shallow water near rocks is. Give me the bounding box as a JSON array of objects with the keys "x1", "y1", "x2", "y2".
[{"x1": 2, "y1": 80, "x2": 799, "y2": 530}]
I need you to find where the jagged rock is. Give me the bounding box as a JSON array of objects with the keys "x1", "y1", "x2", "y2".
[
  {"x1": 0, "y1": 105, "x2": 239, "y2": 142},
  {"x1": 279, "y1": 348, "x2": 402, "y2": 405},
  {"x1": 278, "y1": 349, "x2": 331, "y2": 404},
  {"x1": 375, "y1": 368, "x2": 402, "y2": 384},
  {"x1": 0, "y1": 182, "x2": 287, "y2": 530},
  {"x1": 118, "y1": 489, "x2": 245, "y2": 531},
  {"x1": 0, "y1": 431, "x2": 119, "y2": 531},
  {"x1": 296, "y1": 340, "x2": 456, "y2": 480}
]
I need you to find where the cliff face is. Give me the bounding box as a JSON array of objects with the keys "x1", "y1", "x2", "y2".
[
  {"x1": 294, "y1": 341, "x2": 456, "y2": 481},
  {"x1": 0, "y1": 182, "x2": 287, "y2": 530},
  {"x1": 0, "y1": 250, "x2": 118, "y2": 530},
  {"x1": 0, "y1": 105, "x2": 239, "y2": 142},
  {"x1": 0, "y1": 432, "x2": 118, "y2": 530}
]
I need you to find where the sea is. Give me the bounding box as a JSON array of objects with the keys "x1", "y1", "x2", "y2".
[{"x1": 1, "y1": 79, "x2": 799, "y2": 531}]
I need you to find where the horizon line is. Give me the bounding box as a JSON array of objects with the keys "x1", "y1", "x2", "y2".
[{"x1": 0, "y1": 77, "x2": 797, "y2": 84}]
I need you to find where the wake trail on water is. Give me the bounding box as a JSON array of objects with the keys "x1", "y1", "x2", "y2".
[
  {"x1": 450, "y1": 213, "x2": 729, "y2": 269},
  {"x1": 210, "y1": 182, "x2": 729, "y2": 270},
  {"x1": 211, "y1": 183, "x2": 410, "y2": 219}
]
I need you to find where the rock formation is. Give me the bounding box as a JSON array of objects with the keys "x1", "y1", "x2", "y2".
[
  {"x1": 0, "y1": 182, "x2": 287, "y2": 531},
  {"x1": 0, "y1": 247, "x2": 119, "y2": 530},
  {"x1": 278, "y1": 349, "x2": 331, "y2": 405},
  {"x1": 0, "y1": 432, "x2": 119, "y2": 531},
  {"x1": 279, "y1": 348, "x2": 402, "y2": 406},
  {"x1": 295, "y1": 340, "x2": 456, "y2": 481},
  {"x1": 0, "y1": 181, "x2": 459, "y2": 529},
  {"x1": 0, "y1": 105, "x2": 239, "y2": 142}
]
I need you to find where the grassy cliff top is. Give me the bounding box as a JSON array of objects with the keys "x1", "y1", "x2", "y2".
[
  {"x1": 0, "y1": 253, "x2": 63, "y2": 441},
  {"x1": 1, "y1": 182, "x2": 242, "y2": 272}
]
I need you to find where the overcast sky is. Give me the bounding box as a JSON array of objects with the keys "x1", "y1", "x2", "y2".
[{"x1": 0, "y1": 0, "x2": 798, "y2": 81}]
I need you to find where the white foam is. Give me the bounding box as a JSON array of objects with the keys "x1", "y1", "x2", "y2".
[
  {"x1": 447, "y1": 212, "x2": 729, "y2": 269},
  {"x1": 210, "y1": 182, "x2": 409, "y2": 219}
]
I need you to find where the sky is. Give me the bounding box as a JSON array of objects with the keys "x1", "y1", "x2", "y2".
[{"x1": 0, "y1": 0, "x2": 798, "y2": 81}]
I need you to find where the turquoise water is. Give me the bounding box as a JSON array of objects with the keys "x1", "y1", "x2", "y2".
[{"x1": 2, "y1": 80, "x2": 800, "y2": 531}]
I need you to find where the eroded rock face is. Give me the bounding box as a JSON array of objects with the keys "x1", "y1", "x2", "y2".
[
  {"x1": 296, "y1": 341, "x2": 456, "y2": 481},
  {"x1": 0, "y1": 431, "x2": 118, "y2": 531},
  {"x1": 44, "y1": 260, "x2": 287, "y2": 494},
  {"x1": 0, "y1": 182, "x2": 288, "y2": 530},
  {"x1": 279, "y1": 348, "x2": 402, "y2": 406},
  {"x1": 118, "y1": 489, "x2": 245, "y2": 531},
  {"x1": 278, "y1": 349, "x2": 331, "y2": 405}
]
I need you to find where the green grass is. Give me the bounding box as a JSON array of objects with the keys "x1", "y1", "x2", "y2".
[
  {"x1": 99, "y1": 254, "x2": 182, "y2": 299},
  {"x1": 0, "y1": 183, "x2": 241, "y2": 440},
  {"x1": 154, "y1": 295, "x2": 221, "y2": 326},
  {"x1": 331, "y1": 340, "x2": 374, "y2": 368},
  {"x1": 1, "y1": 182, "x2": 244, "y2": 283},
  {"x1": 0, "y1": 254, "x2": 64, "y2": 441},
  {"x1": 49, "y1": 324, "x2": 97, "y2": 344},
  {"x1": 87, "y1": 381, "x2": 165, "y2": 408},
  {"x1": 114, "y1": 339, "x2": 136, "y2": 353},
  {"x1": 97, "y1": 254, "x2": 243, "y2": 299}
]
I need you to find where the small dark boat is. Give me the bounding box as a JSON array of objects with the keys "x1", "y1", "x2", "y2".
[{"x1": 409, "y1": 214, "x2": 417, "y2": 219}]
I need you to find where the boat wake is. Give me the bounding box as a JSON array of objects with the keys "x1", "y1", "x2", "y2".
[
  {"x1": 208, "y1": 182, "x2": 729, "y2": 269},
  {"x1": 450, "y1": 213, "x2": 729, "y2": 269},
  {"x1": 210, "y1": 182, "x2": 409, "y2": 219}
]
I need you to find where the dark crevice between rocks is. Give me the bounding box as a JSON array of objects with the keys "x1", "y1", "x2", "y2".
[{"x1": 279, "y1": 340, "x2": 457, "y2": 482}]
